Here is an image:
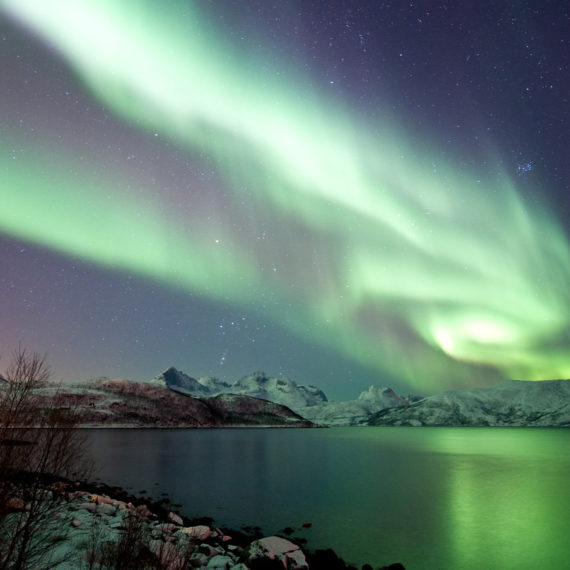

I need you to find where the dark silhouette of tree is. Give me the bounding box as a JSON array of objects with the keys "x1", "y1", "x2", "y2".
[{"x1": 0, "y1": 347, "x2": 90, "y2": 570}]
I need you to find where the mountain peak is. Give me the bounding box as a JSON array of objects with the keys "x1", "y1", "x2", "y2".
[
  {"x1": 157, "y1": 367, "x2": 210, "y2": 395},
  {"x1": 357, "y1": 385, "x2": 409, "y2": 406},
  {"x1": 155, "y1": 368, "x2": 328, "y2": 409}
]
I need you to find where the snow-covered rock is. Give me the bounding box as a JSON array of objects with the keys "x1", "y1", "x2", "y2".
[
  {"x1": 247, "y1": 536, "x2": 308, "y2": 569},
  {"x1": 179, "y1": 524, "x2": 211, "y2": 541},
  {"x1": 22, "y1": 482, "x2": 316, "y2": 570},
  {"x1": 369, "y1": 379, "x2": 570, "y2": 426}
]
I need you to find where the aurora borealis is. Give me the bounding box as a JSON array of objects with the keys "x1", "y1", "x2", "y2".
[{"x1": 1, "y1": 1, "x2": 569, "y2": 396}]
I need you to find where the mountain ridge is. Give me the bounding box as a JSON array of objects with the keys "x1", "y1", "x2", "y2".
[
  {"x1": 12, "y1": 366, "x2": 567, "y2": 427},
  {"x1": 156, "y1": 367, "x2": 413, "y2": 426},
  {"x1": 155, "y1": 368, "x2": 569, "y2": 427},
  {"x1": 7, "y1": 377, "x2": 316, "y2": 428},
  {"x1": 369, "y1": 379, "x2": 570, "y2": 427}
]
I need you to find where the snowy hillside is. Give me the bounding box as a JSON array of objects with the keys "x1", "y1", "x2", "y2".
[
  {"x1": 369, "y1": 379, "x2": 570, "y2": 426},
  {"x1": 10, "y1": 377, "x2": 315, "y2": 428}
]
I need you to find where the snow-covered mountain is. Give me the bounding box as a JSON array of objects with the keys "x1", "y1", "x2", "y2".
[
  {"x1": 158, "y1": 366, "x2": 215, "y2": 396},
  {"x1": 231, "y1": 372, "x2": 329, "y2": 408},
  {"x1": 157, "y1": 368, "x2": 328, "y2": 410},
  {"x1": 126, "y1": 368, "x2": 570, "y2": 427},
  {"x1": 298, "y1": 385, "x2": 412, "y2": 426},
  {"x1": 369, "y1": 379, "x2": 570, "y2": 426},
  {"x1": 14, "y1": 377, "x2": 315, "y2": 428},
  {"x1": 156, "y1": 367, "x2": 410, "y2": 426}
]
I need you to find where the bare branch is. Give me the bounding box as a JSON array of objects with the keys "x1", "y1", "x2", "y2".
[{"x1": 0, "y1": 348, "x2": 91, "y2": 569}]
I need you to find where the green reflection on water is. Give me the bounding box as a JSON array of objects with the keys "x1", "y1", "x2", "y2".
[{"x1": 328, "y1": 428, "x2": 569, "y2": 569}]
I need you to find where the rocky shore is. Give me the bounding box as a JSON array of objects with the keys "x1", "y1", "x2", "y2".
[{"x1": 4, "y1": 477, "x2": 405, "y2": 570}]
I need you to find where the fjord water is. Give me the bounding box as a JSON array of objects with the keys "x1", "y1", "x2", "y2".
[{"x1": 86, "y1": 428, "x2": 569, "y2": 569}]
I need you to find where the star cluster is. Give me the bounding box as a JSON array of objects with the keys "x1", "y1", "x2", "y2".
[{"x1": 1, "y1": 1, "x2": 569, "y2": 398}]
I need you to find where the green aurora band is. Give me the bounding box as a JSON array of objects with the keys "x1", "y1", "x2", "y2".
[{"x1": 2, "y1": 0, "x2": 570, "y2": 390}]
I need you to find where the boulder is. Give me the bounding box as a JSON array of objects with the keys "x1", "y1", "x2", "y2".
[
  {"x1": 167, "y1": 511, "x2": 184, "y2": 525},
  {"x1": 96, "y1": 503, "x2": 117, "y2": 516},
  {"x1": 151, "y1": 522, "x2": 179, "y2": 537},
  {"x1": 287, "y1": 549, "x2": 309, "y2": 569},
  {"x1": 136, "y1": 504, "x2": 153, "y2": 519},
  {"x1": 247, "y1": 536, "x2": 308, "y2": 569},
  {"x1": 90, "y1": 494, "x2": 114, "y2": 505},
  {"x1": 206, "y1": 554, "x2": 235, "y2": 569},
  {"x1": 189, "y1": 552, "x2": 209, "y2": 567},
  {"x1": 180, "y1": 524, "x2": 212, "y2": 541}
]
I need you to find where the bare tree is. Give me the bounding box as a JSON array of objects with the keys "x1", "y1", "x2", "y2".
[{"x1": 0, "y1": 347, "x2": 90, "y2": 570}]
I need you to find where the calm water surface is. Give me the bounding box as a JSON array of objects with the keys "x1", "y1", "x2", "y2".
[{"x1": 85, "y1": 427, "x2": 569, "y2": 569}]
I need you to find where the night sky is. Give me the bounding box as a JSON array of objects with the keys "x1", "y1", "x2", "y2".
[{"x1": 1, "y1": 1, "x2": 569, "y2": 399}]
